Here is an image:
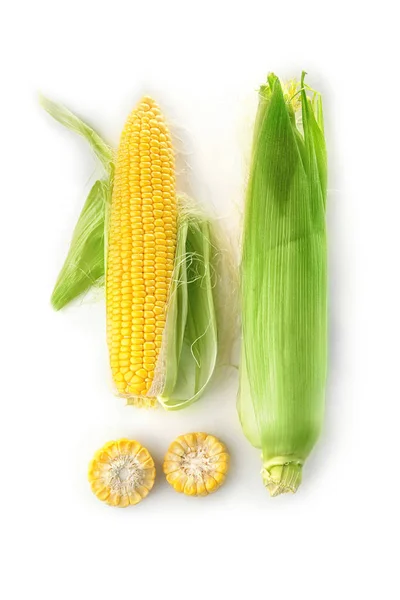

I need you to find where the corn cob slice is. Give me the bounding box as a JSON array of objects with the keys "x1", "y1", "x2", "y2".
[
  {"x1": 106, "y1": 97, "x2": 177, "y2": 405},
  {"x1": 163, "y1": 433, "x2": 229, "y2": 496},
  {"x1": 88, "y1": 439, "x2": 156, "y2": 507}
]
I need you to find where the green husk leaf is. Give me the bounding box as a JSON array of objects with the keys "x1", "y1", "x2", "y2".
[
  {"x1": 238, "y1": 73, "x2": 328, "y2": 495},
  {"x1": 158, "y1": 202, "x2": 218, "y2": 410},
  {"x1": 51, "y1": 179, "x2": 111, "y2": 310},
  {"x1": 42, "y1": 97, "x2": 114, "y2": 309},
  {"x1": 40, "y1": 95, "x2": 114, "y2": 174}
]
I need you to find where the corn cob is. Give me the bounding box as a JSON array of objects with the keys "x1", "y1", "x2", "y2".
[
  {"x1": 88, "y1": 439, "x2": 156, "y2": 507},
  {"x1": 163, "y1": 433, "x2": 230, "y2": 495},
  {"x1": 106, "y1": 98, "x2": 177, "y2": 404},
  {"x1": 43, "y1": 96, "x2": 219, "y2": 409}
]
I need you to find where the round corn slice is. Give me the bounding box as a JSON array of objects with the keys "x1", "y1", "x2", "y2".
[
  {"x1": 88, "y1": 439, "x2": 156, "y2": 507},
  {"x1": 163, "y1": 433, "x2": 230, "y2": 496}
]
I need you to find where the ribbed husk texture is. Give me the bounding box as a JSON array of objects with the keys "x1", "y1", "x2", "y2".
[{"x1": 238, "y1": 73, "x2": 328, "y2": 496}]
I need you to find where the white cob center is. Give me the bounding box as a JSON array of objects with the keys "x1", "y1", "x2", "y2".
[
  {"x1": 106, "y1": 455, "x2": 144, "y2": 493},
  {"x1": 181, "y1": 446, "x2": 213, "y2": 479}
]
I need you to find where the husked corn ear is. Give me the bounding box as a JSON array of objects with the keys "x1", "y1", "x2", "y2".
[
  {"x1": 106, "y1": 97, "x2": 177, "y2": 403},
  {"x1": 163, "y1": 433, "x2": 230, "y2": 496},
  {"x1": 88, "y1": 439, "x2": 156, "y2": 507}
]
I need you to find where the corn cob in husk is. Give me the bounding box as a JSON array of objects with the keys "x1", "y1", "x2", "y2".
[
  {"x1": 42, "y1": 96, "x2": 218, "y2": 409},
  {"x1": 238, "y1": 73, "x2": 328, "y2": 496}
]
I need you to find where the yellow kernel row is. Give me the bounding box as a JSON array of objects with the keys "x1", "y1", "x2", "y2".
[{"x1": 106, "y1": 97, "x2": 177, "y2": 402}]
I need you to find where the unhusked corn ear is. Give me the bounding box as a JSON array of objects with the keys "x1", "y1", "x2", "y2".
[
  {"x1": 163, "y1": 433, "x2": 230, "y2": 496},
  {"x1": 88, "y1": 439, "x2": 156, "y2": 507},
  {"x1": 238, "y1": 73, "x2": 327, "y2": 496},
  {"x1": 106, "y1": 97, "x2": 177, "y2": 403}
]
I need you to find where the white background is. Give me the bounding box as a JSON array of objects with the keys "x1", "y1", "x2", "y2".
[{"x1": 2, "y1": 1, "x2": 399, "y2": 598}]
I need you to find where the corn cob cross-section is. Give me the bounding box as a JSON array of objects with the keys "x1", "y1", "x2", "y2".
[
  {"x1": 88, "y1": 439, "x2": 156, "y2": 507},
  {"x1": 163, "y1": 433, "x2": 230, "y2": 495},
  {"x1": 106, "y1": 98, "x2": 177, "y2": 402}
]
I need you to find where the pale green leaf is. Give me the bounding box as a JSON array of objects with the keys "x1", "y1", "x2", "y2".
[
  {"x1": 51, "y1": 179, "x2": 111, "y2": 310},
  {"x1": 40, "y1": 95, "x2": 113, "y2": 174},
  {"x1": 159, "y1": 210, "x2": 218, "y2": 410}
]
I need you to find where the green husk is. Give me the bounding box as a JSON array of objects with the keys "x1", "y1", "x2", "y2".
[
  {"x1": 238, "y1": 72, "x2": 328, "y2": 496},
  {"x1": 158, "y1": 199, "x2": 218, "y2": 410},
  {"x1": 51, "y1": 179, "x2": 111, "y2": 310},
  {"x1": 40, "y1": 95, "x2": 114, "y2": 174},
  {"x1": 41, "y1": 96, "x2": 114, "y2": 309}
]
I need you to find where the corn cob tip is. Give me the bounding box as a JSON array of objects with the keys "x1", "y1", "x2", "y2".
[
  {"x1": 259, "y1": 73, "x2": 308, "y2": 114},
  {"x1": 135, "y1": 95, "x2": 161, "y2": 113},
  {"x1": 262, "y1": 461, "x2": 303, "y2": 497}
]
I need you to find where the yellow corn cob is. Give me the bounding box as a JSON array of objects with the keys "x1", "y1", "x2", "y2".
[
  {"x1": 88, "y1": 439, "x2": 156, "y2": 507},
  {"x1": 163, "y1": 433, "x2": 230, "y2": 496},
  {"x1": 106, "y1": 97, "x2": 177, "y2": 405}
]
